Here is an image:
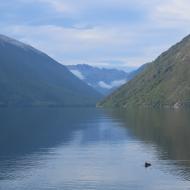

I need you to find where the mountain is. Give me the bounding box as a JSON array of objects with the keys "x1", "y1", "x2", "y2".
[
  {"x1": 0, "y1": 35, "x2": 102, "y2": 106},
  {"x1": 99, "y1": 35, "x2": 190, "y2": 108},
  {"x1": 67, "y1": 64, "x2": 130, "y2": 95},
  {"x1": 127, "y1": 63, "x2": 150, "y2": 80}
]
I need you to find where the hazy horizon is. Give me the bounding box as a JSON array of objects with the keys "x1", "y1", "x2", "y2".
[{"x1": 0, "y1": 0, "x2": 190, "y2": 70}]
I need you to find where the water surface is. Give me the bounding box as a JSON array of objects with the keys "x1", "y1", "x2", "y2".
[{"x1": 0, "y1": 108, "x2": 190, "y2": 190}]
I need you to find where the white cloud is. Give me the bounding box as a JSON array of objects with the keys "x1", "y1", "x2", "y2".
[
  {"x1": 98, "y1": 81, "x2": 112, "y2": 89},
  {"x1": 3, "y1": 22, "x2": 187, "y2": 69},
  {"x1": 18, "y1": 0, "x2": 190, "y2": 28},
  {"x1": 70, "y1": 70, "x2": 85, "y2": 80},
  {"x1": 1, "y1": 0, "x2": 190, "y2": 70},
  {"x1": 151, "y1": 0, "x2": 190, "y2": 28},
  {"x1": 1, "y1": 24, "x2": 138, "y2": 65},
  {"x1": 27, "y1": 0, "x2": 147, "y2": 13},
  {"x1": 98, "y1": 79, "x2": 126, "y2": 89},
  {"x1": 42, "y1": 0, "x2": 73, "y2": 13},
  {"x1": 23, "y1": 0, "x2": 76, "y2": 14},
  {"x1": 111, "y1": 79, "x2": 126, "y2": 87}
]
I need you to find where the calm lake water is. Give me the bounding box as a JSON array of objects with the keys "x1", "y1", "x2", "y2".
[{"x1": 0, "y1": 108, "x2": 190, "y2": 190}]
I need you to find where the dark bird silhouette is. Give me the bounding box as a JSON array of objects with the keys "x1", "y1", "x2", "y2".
[{"x1": 145, "y1": 162, "x2": 151, "y2": 168}]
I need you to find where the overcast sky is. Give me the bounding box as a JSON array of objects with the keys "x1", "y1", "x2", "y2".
[{"x1": 1, "y1": 0, "x2": 190, "y2": 70}]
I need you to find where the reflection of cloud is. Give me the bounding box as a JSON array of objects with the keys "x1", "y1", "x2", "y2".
[{"x1": 70, "y1": 70, "x2": 85, "y2": 80}]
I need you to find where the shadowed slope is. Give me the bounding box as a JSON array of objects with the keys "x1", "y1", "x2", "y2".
[{"x1": 0, "y1": 35, "x2": 102, "y2": 106}]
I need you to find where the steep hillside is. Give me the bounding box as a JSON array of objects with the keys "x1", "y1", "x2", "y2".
[
  {"x1": 99, "y1": 35, "x2": 190, "y2": 108},
  {"x1": 0, "y1": 35, "x2": 102, "y2": 106},
  {"x1": 127, "y1": 63, "x2": 150, "y2": 80}
]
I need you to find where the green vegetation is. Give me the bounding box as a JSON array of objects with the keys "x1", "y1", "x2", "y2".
[{"x1": 99, "y1": 35, "x2": 190, "y2": 108}]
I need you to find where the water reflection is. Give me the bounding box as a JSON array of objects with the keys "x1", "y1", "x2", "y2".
[
  {"x1": 0, "y1": 108, "x2": 103, "y2": 179},
  {"x1": 0, "y1": 108, "x2": 190, "y2": 189},
  {"x1": 108, "y1": 108, "x2": 190, "y2": 180},
  {"x1": 0, "y1": 108, "x2": 101, "y2": 156}
]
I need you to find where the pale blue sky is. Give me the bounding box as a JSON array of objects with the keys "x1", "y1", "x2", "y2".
[{"x1": 1, "y1": 0, "x2": 190, "y2": 70}]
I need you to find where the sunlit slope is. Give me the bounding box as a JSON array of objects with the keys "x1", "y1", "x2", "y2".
[{"x1": 100, "y1": 35, "x2": 190, "y2": 108}]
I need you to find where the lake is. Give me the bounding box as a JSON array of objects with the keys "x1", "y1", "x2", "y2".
[{"x1": 0, "y1": 108, "x2": 190, "y2": 190}]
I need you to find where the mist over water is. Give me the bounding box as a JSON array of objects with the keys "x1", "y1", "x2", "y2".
[{"x1": 0, "y1": 108, "x2": 190, "y2": 190}]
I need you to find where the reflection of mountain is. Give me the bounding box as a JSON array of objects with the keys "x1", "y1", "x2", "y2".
[
  {"x1": 0, "y1": 108, "x2": 101, "y2": 156},
  {"x1": 0, "y1": 108, "x2": 107, "y2": 180},
  {"x1": 0, "y1": 108, "x2": 130, "y2": 182},
  {"x1": 77, "y1": 120, "x2": 129, "y2": 144},
  {"x1": 2, "y1": 108, "x2": 190, "y2": 186},
  {"x1": 109, "y1": 108, "x2": 190, "y2": 179}
]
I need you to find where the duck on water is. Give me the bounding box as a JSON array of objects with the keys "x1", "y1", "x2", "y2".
[{"x1": 145, "y1": 162, "x2": 152, "y2": 168}]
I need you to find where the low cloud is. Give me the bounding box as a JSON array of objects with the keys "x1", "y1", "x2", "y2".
[
  {"x1": 111, "y1": 79, "x2": 126, "y2": 87},
  {"x1": 98, "y1": 81, "x2": 112, "y2": 89},
  {"x1": 70, "y1": 70, "x2": 85, "y2": 80},
  {"x1": 98, "y1": 79, "x2": 126, "y2": 89}
]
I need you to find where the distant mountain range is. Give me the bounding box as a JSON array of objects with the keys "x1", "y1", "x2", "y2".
[
  {"x1": 99, "y1": 34, "x2": 190, "y2": 108},
  {"x1": 0, "y1": 35, "x2": 102, "y2": 106},
  {"x1": 67, "y1": 64, "x2": 138, "y2": 95}
]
